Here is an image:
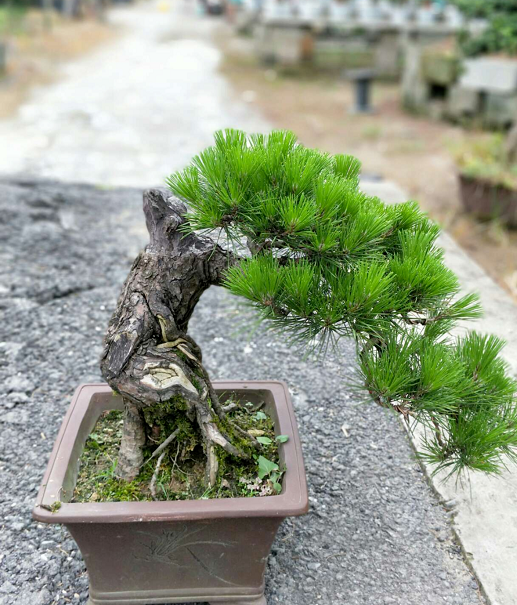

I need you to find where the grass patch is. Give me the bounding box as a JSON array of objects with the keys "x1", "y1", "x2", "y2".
[{"x1": 73, "y1": 401, "x2": 285, "y2": 503}]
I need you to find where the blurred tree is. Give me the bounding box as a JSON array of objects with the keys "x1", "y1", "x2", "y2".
[{"x1": 452, "y1": 0, "x2": 517, "y2": 56}]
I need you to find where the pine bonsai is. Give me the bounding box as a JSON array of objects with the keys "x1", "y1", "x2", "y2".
[{"x1": 101, "y1": 129, "x2": 517, "y2": 490}]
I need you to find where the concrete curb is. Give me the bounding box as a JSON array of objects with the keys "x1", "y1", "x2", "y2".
[{"x1": 362, "y1": 179, "x2": 517, "y2": 605}]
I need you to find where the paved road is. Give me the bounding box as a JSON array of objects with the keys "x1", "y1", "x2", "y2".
[
  {"x1": 0, "y1": 2, "x2": 485, "y2": 604},
  {"x1": 0, "y1": 1, "x2": 267, "y2": 186}
]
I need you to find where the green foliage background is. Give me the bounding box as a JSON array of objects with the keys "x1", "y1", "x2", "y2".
[
  {"x1": 168, "y1": 129, "x2": 517, "y2": 478},
  {"x1": 452, "y1": 0, "x2": 517, "y2": 56}
]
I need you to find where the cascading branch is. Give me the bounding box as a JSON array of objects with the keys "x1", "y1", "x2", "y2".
[{"x1": 167, "y1": 128, "x2": 517, "y2": 478}]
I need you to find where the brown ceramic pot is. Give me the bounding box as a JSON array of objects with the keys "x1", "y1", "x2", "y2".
[
  {"x1": 33, "y1": 381, "x2": 308, "y2": 605},
  {"x1": 459, "y1": 173, "x2": 517, "y2": 228}
]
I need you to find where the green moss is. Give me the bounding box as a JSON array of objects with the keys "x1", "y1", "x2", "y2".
[
  {"x1": 190, "y1": 375, "x2": 202, "y2": 392},
  {"x1": 206, "y1": 401, "x2": 283, "y2": 499},
  {"x1": 141, "y1": 396, "x2": 199, "y2": 454},
  {"x1": 72, "y1": 399, "x2": 284, "y2": 503}
]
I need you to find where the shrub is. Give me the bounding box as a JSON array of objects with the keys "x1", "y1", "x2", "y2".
[{"x1": 452, "y1": 0, "x2": 517, "y2": 57}]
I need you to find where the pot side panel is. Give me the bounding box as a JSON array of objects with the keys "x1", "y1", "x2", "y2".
[{"x1": 68, "y1": 517, "x2": 282, "y2": 603}]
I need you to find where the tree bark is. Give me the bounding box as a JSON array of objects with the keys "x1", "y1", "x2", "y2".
[
  {"x1": 100, "y1": 189, "x2": 244, "y2": 484},
  {"x1": 117, "y1": 399, "x2": 146, "y2": 481}
]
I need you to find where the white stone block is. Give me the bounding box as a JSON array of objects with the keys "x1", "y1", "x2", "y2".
[{"x1": 460, "y1": 57, "x2": 517, "y2": 94}]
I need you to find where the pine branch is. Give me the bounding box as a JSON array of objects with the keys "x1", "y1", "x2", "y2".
[{"x1": 167, "y1": 128, "x2": 517, "y2": 478}]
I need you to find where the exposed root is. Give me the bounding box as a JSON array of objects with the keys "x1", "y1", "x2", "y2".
[
  {"x1": 205, "y1": 443, "x2": 219, "y2": 488},
  {"x1": 150, "y1": 450, "x2": 167, "y2": 500},
  {"x1": 194, "y1": 394, "x2": 245, "y2": 460},
  {"x1": 115, "y1": 399, "x2": 146, "y2": 482},
  {"x1": 142, "y1": 427, "x2": 180, "y2": 468},
  {"x1": 196, "y1": 359, "x2": 262, "y2": 449}
]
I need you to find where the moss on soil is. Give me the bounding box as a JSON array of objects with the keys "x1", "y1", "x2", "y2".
[{"x1": 73, "y1": 400, "x2": 284, "y2": 503}]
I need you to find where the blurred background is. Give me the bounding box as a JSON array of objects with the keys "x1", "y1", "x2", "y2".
[{"x1": 0, "y1": 0, "x2": 516, "y2": 299}]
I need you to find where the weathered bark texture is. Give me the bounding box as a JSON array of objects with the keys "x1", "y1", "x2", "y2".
[
  {"x1": 118, "y1": 400, "x2": 146, "y2": 480},
  {"x1": 100, "y1": 189, "x2": 245, "y2": 484}
]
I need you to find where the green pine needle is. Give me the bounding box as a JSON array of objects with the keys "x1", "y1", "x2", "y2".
[{"x1": 167, "y1": 129, "x2": 517, "y2": 478}]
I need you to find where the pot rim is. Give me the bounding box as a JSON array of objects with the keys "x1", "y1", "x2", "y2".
[{"x1": 33, "y1": 381, "x2": 308, "y2": 524}]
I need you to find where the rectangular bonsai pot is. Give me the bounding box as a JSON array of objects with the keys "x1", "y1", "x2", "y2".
[
  {"x1": 459, "y1": 173, "x2": 517, "y2": 228},
  {"x1": 33, "y1": 381, "x2": 308, "y2": 605}
]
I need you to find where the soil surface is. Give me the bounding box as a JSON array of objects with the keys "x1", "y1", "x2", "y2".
[
  {"x1": 0, "y1": 178, "x2": 484, "y2": 605},
  {"x1": 216, "y1": 29, "x2": 517, "y2": 301},
  {"x1": 72, "y1": 405, "x2": 281, "y2": 502}
]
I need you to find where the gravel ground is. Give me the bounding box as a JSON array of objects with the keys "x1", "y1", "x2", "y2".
[{"x1": 0, "y1": 179, "x2": 485, "y2": 605}]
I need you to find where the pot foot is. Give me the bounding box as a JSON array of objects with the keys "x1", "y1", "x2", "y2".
[{"x1": 212, "y1": 597, "x2": 266, "y2": 605}]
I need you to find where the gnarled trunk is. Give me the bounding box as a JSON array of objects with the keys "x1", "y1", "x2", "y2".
[{"x1": 100, "y1": 189, "x2": 247, "y2": 485}]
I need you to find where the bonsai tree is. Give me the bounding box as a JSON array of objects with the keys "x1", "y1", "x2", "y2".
[{"x1": 101, "y1": 129, "x2": 517, "y2": 490}]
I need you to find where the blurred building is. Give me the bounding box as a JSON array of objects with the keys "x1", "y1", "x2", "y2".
[{"x1": 236, "y1": 0, "x2": 467, "y2": 78}]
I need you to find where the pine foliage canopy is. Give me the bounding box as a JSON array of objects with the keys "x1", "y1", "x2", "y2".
[{"x1": 167, "y1": 129, "x2": 517, "y2": 478}]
